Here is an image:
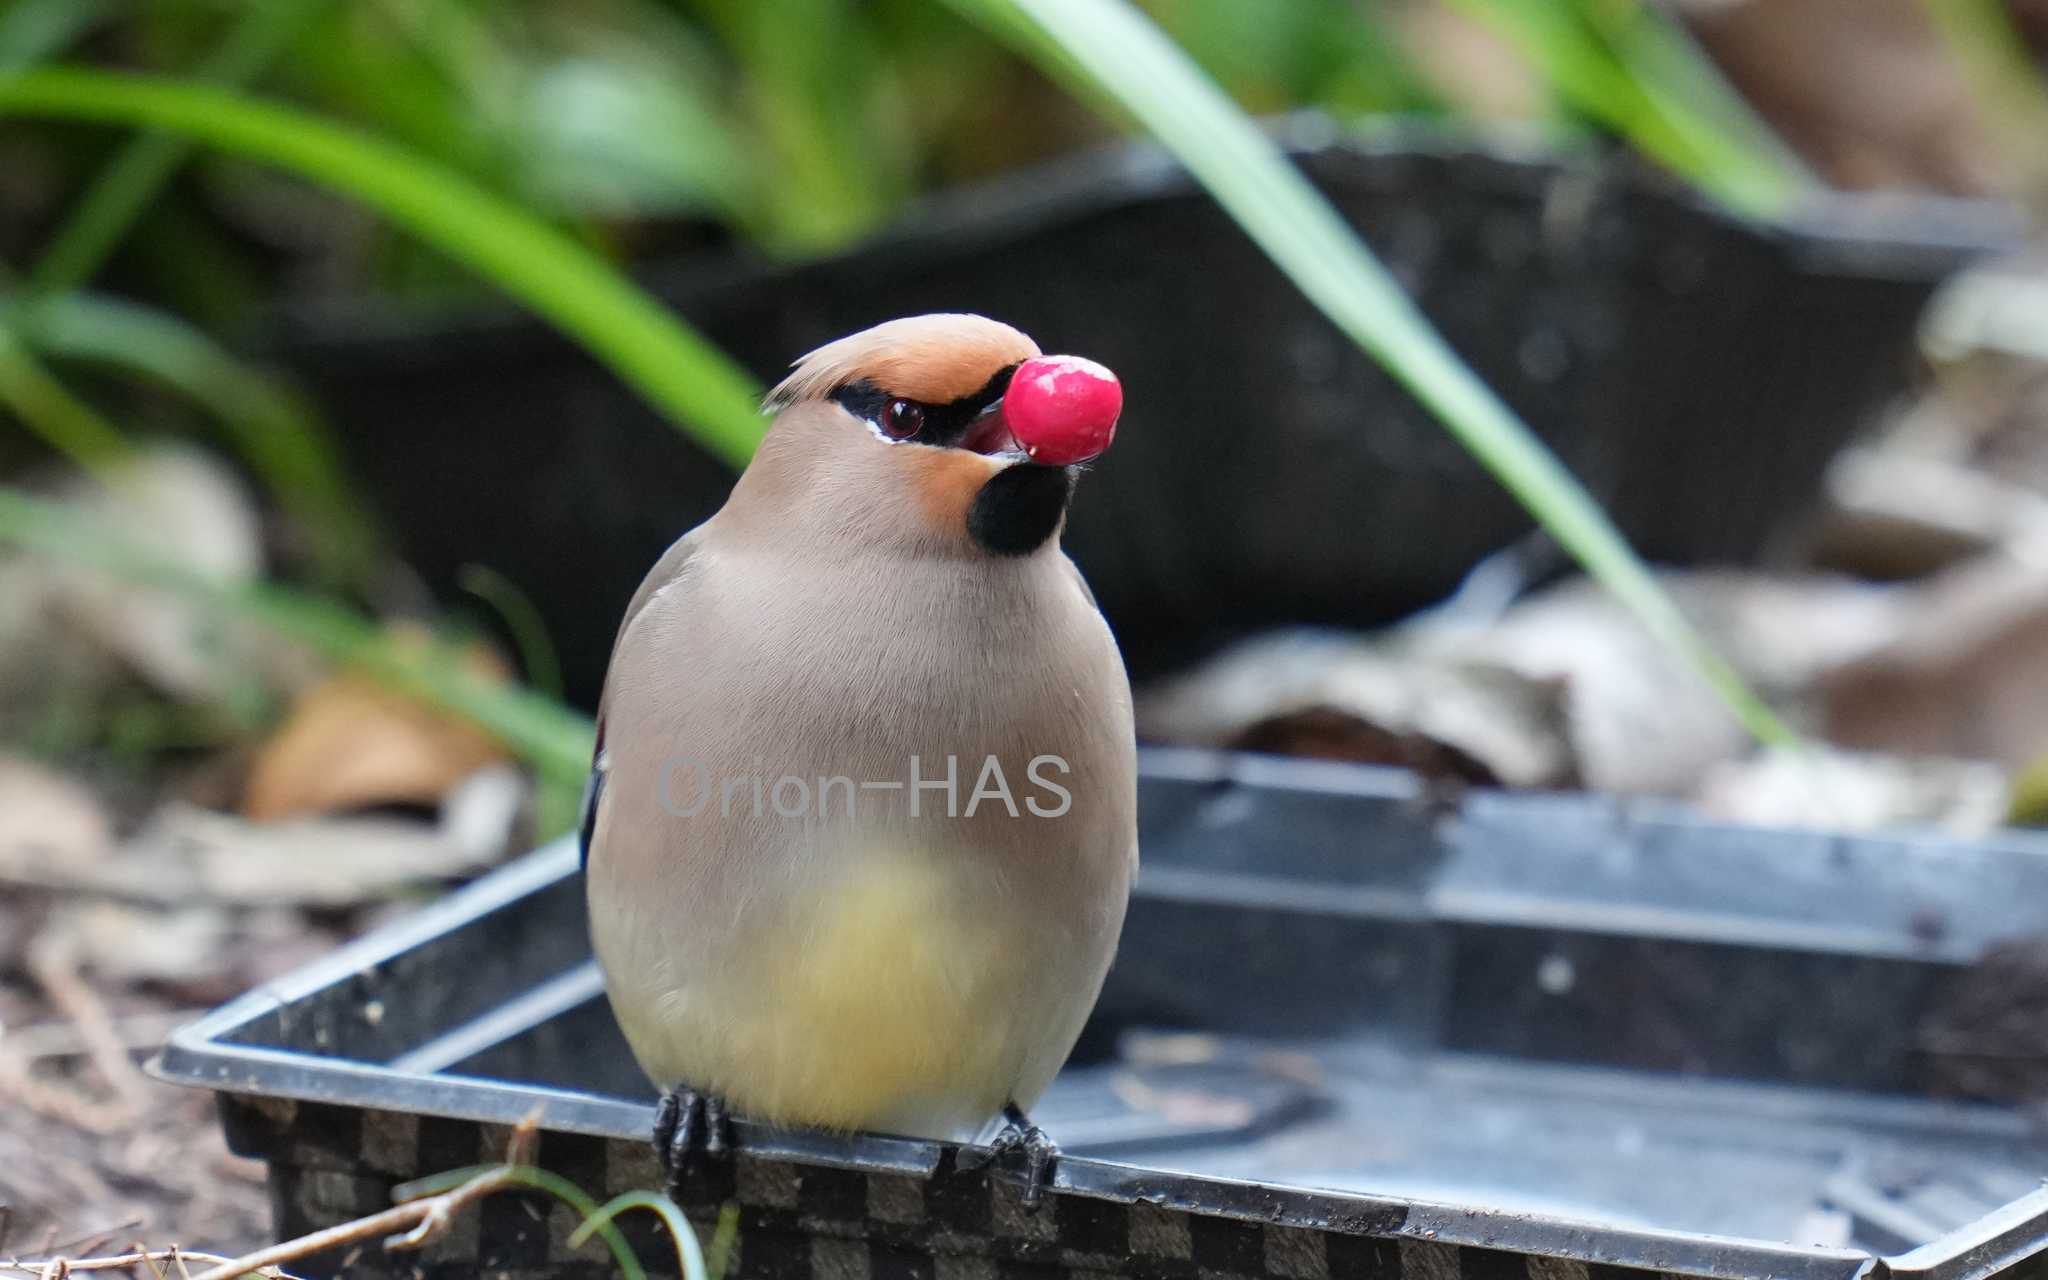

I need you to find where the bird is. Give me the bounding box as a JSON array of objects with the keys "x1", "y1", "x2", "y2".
[{"x1": 579, "y1": 313, "x2": 1138, "y2": 1202}]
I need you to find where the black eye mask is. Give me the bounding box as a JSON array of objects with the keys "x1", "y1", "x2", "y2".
[{"x1": 830, "y1": 364, "x2": 1017, "y2": 451}]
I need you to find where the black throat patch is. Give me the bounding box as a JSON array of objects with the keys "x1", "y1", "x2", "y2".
[{"x1": 968, "y1": 464, "x2": 1075, "y2": 556}]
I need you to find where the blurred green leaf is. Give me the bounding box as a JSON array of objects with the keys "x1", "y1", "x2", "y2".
[
  {"x1": 2012, "y1": 753, "x2": 2048, "y2": 826},
  {"x1": 297, "y1": 0, "x2": 763, "y2": 233},
  {"x1": 0, "y1": 67, "x2": 767, "y2": 468},
  {"x1": 372, "y1": 0, "x2": 523, "y2": 119},
  {"x1": 1140, "y1": 0, "x2": 1437, "y2": 117},
  {"x1": 1920, "y1": 0, "x2": 2048, "y2": 215},
  {"x1": 515, "y1": 38, "x2": 751, "y2": 221},
  {"x1": 1445, "y1": 0, "x2": 1810, "y2": 217},
  {"x1": 1582, "y1": 0, "x2": 1804, "y2": 173},
  {"x1": 0, "y1": 484, "x2": 596, "y2": 785},
  {"x1": 459, "y1": 562, "x2": 564, "y2": 702},
  {"x1": 693, "y1": 0, "x2": 916, "y2": 250},
  {"x1": 5, "y1": 290, "x2": 383, "y2": 586},
  {"x1": 29, "y1": 0, "x2": 327, "y2": 295},
  {"x1": 0, "y1": 323, "x2": 132, "y2": 478},
  {"x1": 943, "y1": 0, "x2": 1792, "y2": 744},
  {"x1": 282, "y1": 3, "x2": 511, "y2": 185},
  {"x1": 0, "y1": 0, "x2": 113, "y2": 73},
  {"x1": 119, "y1": 198, "x2": 274, "y2": 332}
]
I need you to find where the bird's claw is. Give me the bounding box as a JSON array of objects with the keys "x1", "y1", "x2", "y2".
[
  {"x1": 653, "y1": 1084, "x2": 733, "y2": 1198},
  {"x1": 960, "y1": 1104, "x2": 1057, "y2": 1209}
]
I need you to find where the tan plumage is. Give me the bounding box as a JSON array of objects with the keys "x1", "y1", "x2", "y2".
[{"x1": 584, "y1": 314, "x2": 1136, "y2": 1142}]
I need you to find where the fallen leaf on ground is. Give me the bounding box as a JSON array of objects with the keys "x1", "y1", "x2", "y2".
[
  {"x1": 1694, "y1": 745, "x2": 2009, "y2": 833},
  {"x1": 243, "y1": 630, "x2": 512, "y2": 821},
  {"x1": 45, "y1": 444, "x2": 274, "y2": 703},
  {"x1": 0, "y1": 754, "x2": 112, "y2": 866},
  {"x1": 1134, "y1": 629, "x2": 1574, "y2": 788},
  {"x1": 131, "y1": 801, "x2": 507, "y2": 908},
  {"x1": 1808, "y1": 445, "x2": 2048, "y2": 580},
  {"x1": 0, "y1": 785, "x2": 519, "y2": 914},
  {"x1": 1413, "y1": 571, "x2": 1906, "y2": 794},
  {"x1": 1821, "y1": 552, "x2": 2048, "y2": 769}
]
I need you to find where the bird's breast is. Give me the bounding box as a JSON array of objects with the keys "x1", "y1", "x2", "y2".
[
  {"x1": 596, "y1": 826, "x2": 1107, "y2": 1138},
  {"x1": 588, "y1": 539, "x2": 1135, "y2": 1137},
  {"x1": 708, "y1": 839, "x2": 1025, "y2": 1131}
]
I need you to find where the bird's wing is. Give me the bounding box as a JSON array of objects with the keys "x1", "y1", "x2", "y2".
[
  {"x1": 581, "y1": 528, "x2": 704, "y2": 869},
  {"x1": 1060, "y1": 552, "x2": 1103, "y2": 617},
  {"x1": 577, "y1": 751, "x2": 604, "y2": 870}
]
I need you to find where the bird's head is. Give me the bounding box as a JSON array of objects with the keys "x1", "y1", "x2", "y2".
[{"x1": 739, "y1": 314, "x2": 1122, "y2": 558}]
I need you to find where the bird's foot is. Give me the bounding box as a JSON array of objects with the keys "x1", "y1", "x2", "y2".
[
  {"x1": 959, "y1": 1102, "x2": 1057, "y2": 1209},
  {"x1": 652, "y1": 1084, "x2": 734, "y2": 1199}
]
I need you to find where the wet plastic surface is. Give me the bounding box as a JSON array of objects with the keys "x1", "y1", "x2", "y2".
[{"x1": 160, "y1": 749, "x2": 2048, "y2": 1279}]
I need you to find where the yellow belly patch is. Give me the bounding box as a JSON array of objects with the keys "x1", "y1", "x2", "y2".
[{"x1": 703, "y1": 852, "x2": 1013, "y2": 1133}]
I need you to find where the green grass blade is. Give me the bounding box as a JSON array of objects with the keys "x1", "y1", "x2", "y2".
[
  {"x1": 6, "y1": 290, "x2": 382, "y2": 586},
  {"x1": 1445, "y1": 0, "x2": 1806, "y2": 218},
  {"x1": 943, "y1": 0, "x2": 1790, "y2": 743},
  {"x1": 689, "y1": 0, "x2": 912, "y2": 250},
  {"x1": 569, "y1": 1191, "x2": 707, "y2": 1280},
  {"x1": 391, "y1": 1165, "x2": 645, "y2": 1280},
  {"x1": 458, "y1": 563, "x2": 565, "y2": 702},
  {"x1": 28, "y1": 0, "x2": 327, "y2": 295},
  {"x1": 1587, "y1": 1, "x2": 1812, "y2": 186},
  {"x1": 1919, "y1": 0, "x2": 2048, "y2": 214},
  {"x1": 0, "y1": 324, "x2": 132, "y2": 478},
  {"x1": 0, "y1": 485, "x2": 596, "y2": 784},
  {"x1": 0, "y1": 0, "x2": 112, "y2": 73},
  {"x1": 0, "y1": 68, "x2": 767, "y2": 468},
  {"x1": 705, "y1": 1201, "x2": 740, "y2": 1280}
]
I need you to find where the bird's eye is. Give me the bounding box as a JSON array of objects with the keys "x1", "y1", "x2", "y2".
[{"x1": 881, "y1": 399, "x2": 924, "y2": 440}]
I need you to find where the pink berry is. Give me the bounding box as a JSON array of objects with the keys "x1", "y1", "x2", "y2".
[{"x1": 1003, "y1": 355, "x2": 1122, "y2": 465}]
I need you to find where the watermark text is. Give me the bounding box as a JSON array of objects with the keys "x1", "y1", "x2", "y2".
[{"x1": 656, "y1": 754, "x2": 1072, "y2": 820}]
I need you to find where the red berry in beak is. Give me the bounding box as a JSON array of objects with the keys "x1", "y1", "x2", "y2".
[{"x1": 1003, "y1": 355, "x2": 1121, "y2": 465}]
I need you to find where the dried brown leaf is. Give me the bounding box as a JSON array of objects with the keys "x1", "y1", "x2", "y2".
[{"x1": 243, "y1": 637, "x2": 510, "y2": 822}]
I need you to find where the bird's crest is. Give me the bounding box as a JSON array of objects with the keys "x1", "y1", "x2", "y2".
[{"x1": 765, "y1": 314, "x2": 1041, "y2": 410}]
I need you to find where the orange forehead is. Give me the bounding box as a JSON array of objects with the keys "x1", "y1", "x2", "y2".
[{"x1": 767, "y1": 314, "x2": 1040, "y2": 408}]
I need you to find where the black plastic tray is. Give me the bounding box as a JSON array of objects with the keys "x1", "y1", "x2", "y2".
[
  {"x1": 262, "y1": 126, "x2": 2018, "y2": 699},
  {"x1": 159, "y1": 749, "x2": 2048, "y2": 1279}
]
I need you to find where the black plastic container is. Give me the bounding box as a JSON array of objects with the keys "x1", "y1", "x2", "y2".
[
  {"x1": 265, "y1": 127, "x2": 2014, "y2": 702},
  {"x1": 160, "y1": 749, "x2": 2048, "y2": 1280}
]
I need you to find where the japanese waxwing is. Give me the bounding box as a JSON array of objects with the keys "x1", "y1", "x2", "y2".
[{"x1": 580, "y1": 313, "x2": 1136, "y2": 1199}]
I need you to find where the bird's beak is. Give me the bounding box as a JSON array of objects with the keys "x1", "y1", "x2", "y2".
[
  {"x1": 953, "y1": 355, "x2": 1121, "y2": 464},
  {"x1": 958, "y1": 397, "x2": 1021, "y2": 458}
]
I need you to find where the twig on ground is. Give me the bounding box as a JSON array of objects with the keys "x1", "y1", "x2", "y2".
[
  {"x1": 183, "y1": 1166, "x2": 517, "y2": 1280},
  {"x1": 0, "y1": 1250, "x2": 296, "y2": 1277},
  {"x1": 0, "y1": 1052, "x2": 131, "y2": 1135},
  {"x1": 26, "y1": 936, "x2": 153, "y2": 1113},
  {"x1": 1, "y1": 1014, "x2": 201, "y2": 1065},
  {"x1": 23, "y1": 1226, "x2": 142, "y2": 1265},
  {"x1": 384, "y1": 1166, "x2": 519, "y2": 1250},
  {"x1": 503, "y1": 1107, "x2": 543, "y2": 1167},
  {"x1": 22, "y1": 1112, "x2": 569, "y2": 1280}
]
